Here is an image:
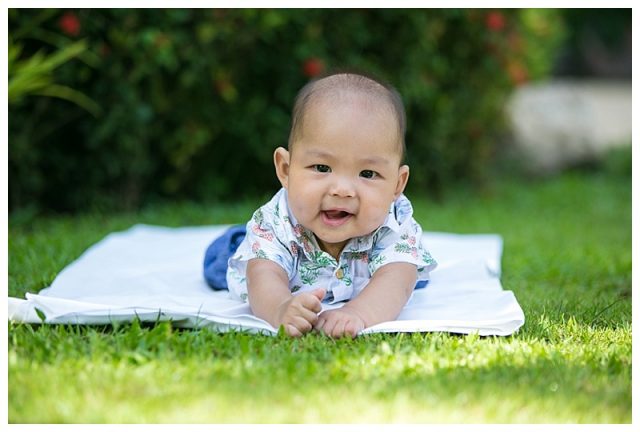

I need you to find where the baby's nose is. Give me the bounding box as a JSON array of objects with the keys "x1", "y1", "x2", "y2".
[{"x1": 329, "y1": 176, "x2": 356, "y2": 198}]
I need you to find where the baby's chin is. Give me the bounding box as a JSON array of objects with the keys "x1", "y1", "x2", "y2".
[{"x1": 314, "y1": 227, "x2": 377, "y2": 245}]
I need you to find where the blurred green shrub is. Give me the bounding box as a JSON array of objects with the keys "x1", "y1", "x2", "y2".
[
  {"x1": 8, "y1": 37, "x2": 100, "y2": 116},
  {"x1": 9, "y1": 9, "x2": 565, "y2": 212}
]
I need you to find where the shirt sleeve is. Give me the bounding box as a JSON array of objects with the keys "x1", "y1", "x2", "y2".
[
  {"x1": 226, "y1": 206, "x2": 295, "y2": 301},
  {"x1": 368, "y1": 216, "x2": 437, "y2": 283},
  {"x1": 232, "y1": 207, "x2": 295, "y2": 273}
]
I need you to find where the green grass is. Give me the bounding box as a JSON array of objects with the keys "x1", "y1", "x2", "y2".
[{"x1": 8, "y1": 164, "x2": 631, "y2": 423}]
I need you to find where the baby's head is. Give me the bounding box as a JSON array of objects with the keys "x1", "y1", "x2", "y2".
[
  {"x1": 274, "y1": 72, "x2": 411, "y2": 259},
  {"x1": 287, "y1": 72, "x2": 407, "y2": 163}
]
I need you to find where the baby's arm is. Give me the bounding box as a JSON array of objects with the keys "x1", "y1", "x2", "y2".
[
  {"x1": 315, "y1": 262, "x2": 417, "y2": 338},
  {"x1": 246, "y1": 259, "x2": 325, "y2": 337}
]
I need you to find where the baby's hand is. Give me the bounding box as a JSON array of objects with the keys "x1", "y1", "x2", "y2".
[
  {"x1": 315, "y1": 307, "x2": 366, "y2": 339},
  {"x1": 276, "y1": 288, "x2": 325, "y2": 337}
]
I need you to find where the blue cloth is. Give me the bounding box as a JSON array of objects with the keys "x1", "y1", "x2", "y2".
[
  {"x1": 203, "y1": 225, "x2": 247, "y2": 290},
  {"x1": 203, "y1": 225, "x2": 427, "y2": 291}
]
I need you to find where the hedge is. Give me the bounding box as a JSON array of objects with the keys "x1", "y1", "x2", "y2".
[{"x1": 9, "y1": 9, "x2": 565, "y2": 212}]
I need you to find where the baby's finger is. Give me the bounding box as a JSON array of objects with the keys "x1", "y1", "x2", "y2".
[
  {"x1": 290, "y1": 315, "x2": 314, "y2": 335},
  {"x1": 299, "y1": 292, "x2": 323, "y2": 313},
  {"x1": 310, "y1": 288, "x2": 326, "y2": 302},
  {"x1": 286, "y1": 324, "x2": 303, "y2": 338},
  {"x1": 332, "y1": 320, "x2": 349, "y2": 339},
  {"x1": 328, "y1": 320, "x2": 344, "y2": 339},
  {"x1": 299, "y1": 307, "x2": 319, "y2": 326},
  {"x1": 314, "y1": 317, "x2": 326, "y2": 332},
  {"x1": 344, "y1": 320, "x2": 362, "y2": 339},
  {"x1": 318, "y1": 315, "x2": 337, "y2": 337}
]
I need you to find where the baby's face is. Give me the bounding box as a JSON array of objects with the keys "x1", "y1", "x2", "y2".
[{"x1": 275, "y1": 98, "x2": 409, "y2": 259}]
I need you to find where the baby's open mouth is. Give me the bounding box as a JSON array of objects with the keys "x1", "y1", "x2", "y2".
[
  {"x1": 323, "y1": 210, "x2": 351, "y2": 220},
  {"x1": 321, "y1": 209, "x2": 353, "y2": 227}
]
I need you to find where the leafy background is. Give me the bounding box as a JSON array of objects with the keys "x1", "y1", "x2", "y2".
[
  {"x1": 9, "y1": 8, "x2": 571, "y2": 213},
  {"x1": 9, "y1": 9, "x2": 632, "y2": 214}
]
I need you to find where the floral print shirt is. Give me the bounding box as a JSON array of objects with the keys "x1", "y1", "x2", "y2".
[{"x1": 227, "y1": 188, "x2": 437, "y2": 303}]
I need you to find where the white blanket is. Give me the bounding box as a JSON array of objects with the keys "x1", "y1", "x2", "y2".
[{"x1": 8, "y1": 224, "x2": 525, "y2": 336}]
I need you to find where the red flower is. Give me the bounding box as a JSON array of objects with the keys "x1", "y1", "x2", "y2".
[
  {"x1": 485, "y1": 11, "x2": 505, "y2": 32},
  {"x1": 302, "y1": 57, "x2": 324, "y2": 78},
  {"x1": 59, "y1": 11, "x2": 81, "y2": 37}
]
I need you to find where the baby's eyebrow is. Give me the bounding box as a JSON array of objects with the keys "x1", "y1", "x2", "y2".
[
  {"x1": 302, "y1": 149, "x2": 391, "y2": 166},
  {"x1": 303, "y1": 149, "x2": 333, "y2": 159},
  {"x1": 359, "y1": 156, "x2": 390, "y2": 166}
]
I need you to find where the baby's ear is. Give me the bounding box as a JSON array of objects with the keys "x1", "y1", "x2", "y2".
[
  {"x1": 394, "y1": 165, "x2": 410, "y2": 198},
  {"x1": 273, "y1": 147, "x2": 291, "y2": 189}
]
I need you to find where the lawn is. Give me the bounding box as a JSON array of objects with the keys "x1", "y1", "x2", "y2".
[{"x1": 7, "y1": 160, "x2": 631, "y2": 423}]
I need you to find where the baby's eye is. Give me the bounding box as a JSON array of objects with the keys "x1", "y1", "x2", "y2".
[
  {"x1": 313, "y1": 164, "x2": 331, "y2": 173},
  {"x1": 360, "y1": 170, "x2": 378, "y2": 179}
]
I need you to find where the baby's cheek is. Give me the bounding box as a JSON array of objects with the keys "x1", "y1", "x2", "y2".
[
  {"x1": 364, "y1": 207, "x2": 390, "y2": 230},
  {"x1": 289, "y1": 201, "x2": 308, "y2": 222}
]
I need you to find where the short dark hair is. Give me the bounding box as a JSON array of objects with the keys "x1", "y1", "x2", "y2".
[{"x1": 287, "y1": 70, "x2": 407, "y2": 162}]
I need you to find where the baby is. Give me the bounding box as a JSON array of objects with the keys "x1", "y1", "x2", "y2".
[{"x1": 210, "y1": 72, "x2": 436, "y2": 338}]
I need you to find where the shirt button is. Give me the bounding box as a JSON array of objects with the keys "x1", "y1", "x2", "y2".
[{"x1": 335, "y1": 268, "x2": 344, "y2": 279}]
